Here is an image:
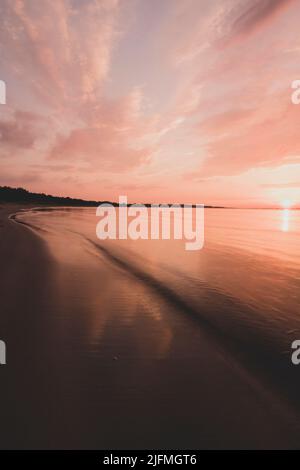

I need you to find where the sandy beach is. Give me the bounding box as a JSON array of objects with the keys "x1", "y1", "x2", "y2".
[
  {"x1": 0, "y1": 204, "x2": 60, "y2": 447},
  {"x1": 1, "y1": 204, "x2": 300, "y2": 449}
]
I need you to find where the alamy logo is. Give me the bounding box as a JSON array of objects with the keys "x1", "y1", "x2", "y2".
[
  {"x1": 96, "y1": 196, "x2": 204, "y2": 251},
  {"x1": 0, "y1": 80, "x2": 6, "y2": 104},
  {"x1": 0, "y1": 340, "x2": 6, "y2": 365},
  {"x1": 291, "y1": 340, "x2": 300, "y2": 365},
  {"x1": 291, "y1": 80, "x2": 300, "y2": 105}
]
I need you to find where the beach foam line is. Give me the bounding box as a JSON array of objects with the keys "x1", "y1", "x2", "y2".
[{"x1": 9, "y1": 211, "x2": 50, "y2": 234}]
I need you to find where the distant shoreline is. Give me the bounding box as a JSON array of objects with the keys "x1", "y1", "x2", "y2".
[
  {"x1": 0, "y1": 186, "x2": 223, "y2": 209},
  {"x1": 0, "y1": 186, "x2": 299, "y2": 210}
]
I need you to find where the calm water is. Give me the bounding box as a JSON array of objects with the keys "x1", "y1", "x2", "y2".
[{"x1": 11, "y1": 208, "x2": 300, "y2": 448}]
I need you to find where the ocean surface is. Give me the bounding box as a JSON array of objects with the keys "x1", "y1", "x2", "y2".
[{"x1": 9, "y1": 207, "x2": 300, "y2": 448}]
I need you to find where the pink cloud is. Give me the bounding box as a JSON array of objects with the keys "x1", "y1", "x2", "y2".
[
  {"x1": 192, "y1": 91, "x2": 300, "y2": 177},
  {"x1": 0, "y1": 110, "x2": 44, "y2": 152},
  {"x1": 0, "y1": 0, "x2": 120, "y2": 107},
  {"x1": 1, "y1": 0, "x2": 300, "y2": 206},
  {"x1": 49, "y1": 126, "x2": 152, "y2": 171},
  {"x1": 218, "y1": 0, "x2": 296, "y2": 44},
  {"x1": 49, "y1": 88, "x2": 157, "y2": 171}
]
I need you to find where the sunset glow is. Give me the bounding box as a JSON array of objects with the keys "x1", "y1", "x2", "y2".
[
  {"x1": 0, "y1": 0, "x2": 300, "y2": 207},
  {"x1": 281, "y1": 199, "x2": 293, "y2": 209},
  {"x1": 1, "y1": 1, "x2": 300, "y2": 452}
]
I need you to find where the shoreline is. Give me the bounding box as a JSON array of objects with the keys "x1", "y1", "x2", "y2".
[{"x1": 0, "y1": 203, "x2": 59, "y2": 448}]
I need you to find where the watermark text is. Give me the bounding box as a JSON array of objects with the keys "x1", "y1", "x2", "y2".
[
  {"x1": 0, "y1": 340, "x2": 6, "y2": 365},
  {"x1": 291, "y1": 80, "x2": 300, "y2": 105},
  {"x1": 0, "y1": 79, "x2": 6, "y2": 104},
  {"x1": 96, "y1": 196, "x2": 204, "y2": 251}
]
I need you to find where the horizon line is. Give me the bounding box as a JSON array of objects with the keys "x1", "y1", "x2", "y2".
[{"x1": 0, "y1": 185, "x2": 299, "y2": 210}]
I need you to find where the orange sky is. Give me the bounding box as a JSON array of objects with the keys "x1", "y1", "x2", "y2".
[{"x1": 0, "y1": 0, "x2": 300, "y2": 207}]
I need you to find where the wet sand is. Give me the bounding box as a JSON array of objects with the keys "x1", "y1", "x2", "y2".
[{"x1": 0, "y1": 204, "x2": 299, "y2": 449}]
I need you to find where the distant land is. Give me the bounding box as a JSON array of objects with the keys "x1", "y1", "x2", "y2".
[
  {"x1": 0, "y1": 186, "x2": 113, "y2": 207},
  {"x1": 0, "y1": 186, "x2": 223, "y2": 208}
]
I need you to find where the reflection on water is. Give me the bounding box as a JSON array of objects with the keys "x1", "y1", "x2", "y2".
[
  {"x1": 18, "y1": 207, "x2": 300, "y2": 351},
  {"x1": 281, "y1": 209, "x2": 290, "y2": 232},
  {"x1": 15, "y1": 207, "x2": 300, "y2": 449}
]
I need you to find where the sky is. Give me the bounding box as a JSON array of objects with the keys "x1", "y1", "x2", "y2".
[{"x1": 0, "y1": 0, "x2": 300, "y2": 207}]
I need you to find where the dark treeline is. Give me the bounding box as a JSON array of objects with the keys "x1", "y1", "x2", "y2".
[
  {"x1": 0, "y1": 186, "x2": 115, "y2": 207},
  {"x1": 0, "y1": 186, "x2": 222, "y2": 208}
]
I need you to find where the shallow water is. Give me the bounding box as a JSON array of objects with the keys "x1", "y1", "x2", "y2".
[{"x1": 12, "y1": 207, "x2": 300, "y2": 448}]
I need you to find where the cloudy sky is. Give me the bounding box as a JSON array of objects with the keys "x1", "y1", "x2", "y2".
[{"x1": 0, "y1": 0, "x2": 299, "y2": 206}]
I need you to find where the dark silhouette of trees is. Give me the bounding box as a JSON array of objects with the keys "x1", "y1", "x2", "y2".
[{"x1": 0, "y1": 186, "x2": 112, "y2": 206}]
